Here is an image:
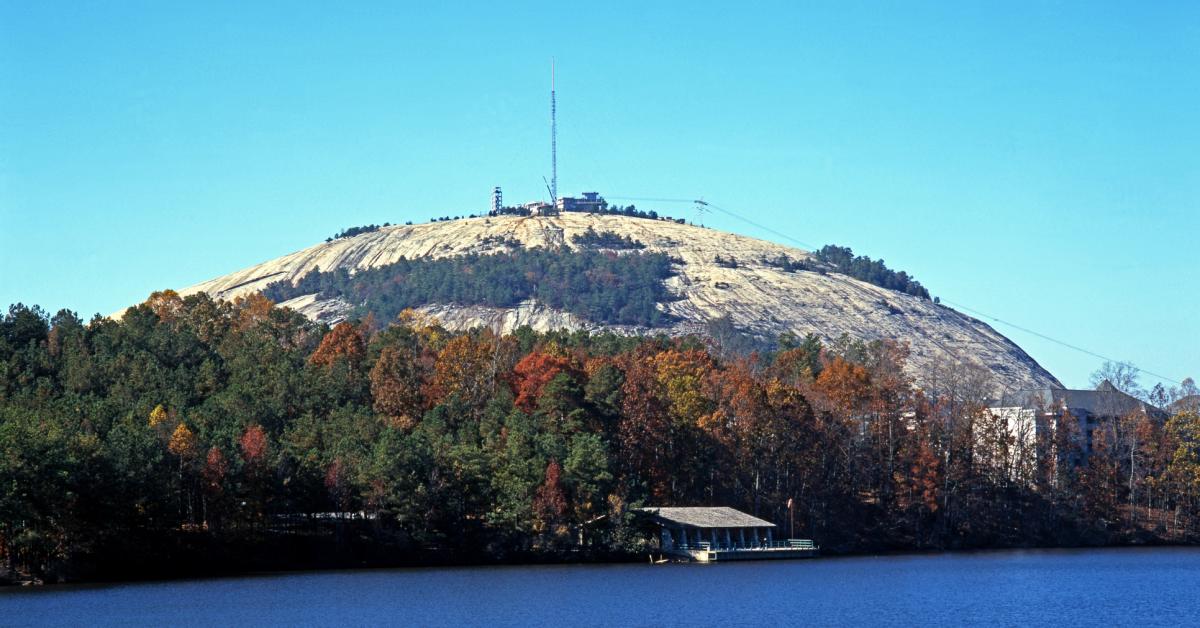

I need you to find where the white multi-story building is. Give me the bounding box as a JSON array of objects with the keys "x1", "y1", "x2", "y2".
[{"x1": 986, "y1": 380, "x2": 1166, "y2": 483}]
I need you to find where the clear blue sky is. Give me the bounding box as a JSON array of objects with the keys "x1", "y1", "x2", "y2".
[{"x1": 2, "y1": 2, "x2": 1196, "y2": 389}]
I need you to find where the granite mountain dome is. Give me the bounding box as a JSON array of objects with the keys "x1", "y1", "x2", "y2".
[{"x1": 174, "y1": 213, "x2": 1061, "y2": 392}]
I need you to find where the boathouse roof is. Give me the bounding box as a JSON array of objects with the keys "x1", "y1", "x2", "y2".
[{"x1": 639, "y1": 506, "x2": 775, "y2": 529}]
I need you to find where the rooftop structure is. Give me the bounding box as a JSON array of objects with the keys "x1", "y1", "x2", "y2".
[
  {"x1": 992, "y1": 380, "x2": 1165, "y2": 421},
  {"x1": 556, "y1": 191, "x2": 607, "y2": 213},
  {"x1": 639, "y1": 506, "x2": 817, "y2": 562},
  {"x1": 521, "y1": 201, "x2": 554, "y2": 216},
  {"x1": 641, "y1": 506, "x2": 774, "y2": 529}
]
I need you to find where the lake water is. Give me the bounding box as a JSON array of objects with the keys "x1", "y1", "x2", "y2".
[{"x1": 3, "y1": 547, "x2": 1198, "y2": 626}]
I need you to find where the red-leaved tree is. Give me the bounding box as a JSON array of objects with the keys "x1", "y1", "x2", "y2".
[
  {"x1": 511, "y1": 351, "x2": 579, "y2": 412},
  {"x1": 240, "y1": 424, "x2": 268, "y2": 468},
  {"x1": 533, "y1": 459, "x2": 568, "y2": 542}
]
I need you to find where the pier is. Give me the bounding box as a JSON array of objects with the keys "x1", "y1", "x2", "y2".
[{"x1": 640, "y1": 506, "x2": 818, "y2": 563}]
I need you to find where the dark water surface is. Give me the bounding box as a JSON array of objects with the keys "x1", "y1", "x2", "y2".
[{"x1": 3, "y1": 547, "x2": 1198, "y2": 626}]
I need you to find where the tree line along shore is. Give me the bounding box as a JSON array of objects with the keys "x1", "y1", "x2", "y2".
[{"x1": 2, "y1": 293, "x2": 1199, "y2": 584}]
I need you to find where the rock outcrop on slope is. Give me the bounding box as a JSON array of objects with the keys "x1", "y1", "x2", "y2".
[{"x1": 174, "y1": 213, "x2": 1062, "y2": 392}]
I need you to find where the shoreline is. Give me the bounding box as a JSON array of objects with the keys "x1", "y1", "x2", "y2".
[{"x1": 6, "y1": 537, "x2": 1196, "y2": 589}]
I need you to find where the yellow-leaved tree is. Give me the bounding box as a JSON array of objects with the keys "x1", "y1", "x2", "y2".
[
  {"x1": 148, "y1": 404, "x2": 168, "y2": 427},
  {"x1": 167, "y1": 422, "x2": 199, "y2": 524},
  {"x1": 652, "y1": 349, "x2": 715, "y2": 427},
  {"x1": 168, "y1": 423, "x2": 197, "y2": 459}
]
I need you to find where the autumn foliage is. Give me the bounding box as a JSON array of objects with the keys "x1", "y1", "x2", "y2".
[
  {"x1": 309, "y1": 321, "x2": 366, "y2": 368},
  {"x1": 370, "y1": 344, "x2": 426, "y2": 427},
  {"x1": 3, "y1": 295, "x2": 1200, "y2": 583},
  {"x1": 240, "y1": 424, "x2": 268, "y2": 466},
  {"x1": 533, "y1": 460, "x2": 568, "y2": 533},
  {"x1": 512, "y1": 351, "x2": 580, "y2": 412},
  {"x1": 168, "y1": 423, "x2": 197, "y2": 458},
  {"x1": 203, "y1": 447, "x2": 228, "y2": 496}
]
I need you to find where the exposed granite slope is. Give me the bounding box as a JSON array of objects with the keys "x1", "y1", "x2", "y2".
[{"x1": 174, "y1": 214, "x2": 1061, "y2": 392}]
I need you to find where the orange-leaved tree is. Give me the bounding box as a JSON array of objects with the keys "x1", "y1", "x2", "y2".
[
  {"x1": 370, "y1": 344, "x2": 427, "y2": 428},
  {"x1": 511, "y1": 351, "x2": 580, "y2": 413},
  {"x1": 813, "y1": 356, "x2": 872, "y2": 417},
  {"x1": 231, "y1": 293, "x2": 274, "y2": 331},
  {"x1": 144, "y1": 289, "x2": 184, "y2": 323},
  {"x1": 168, "y1": 423, "x2": 197, "y2": 459},
  {"x1": 309, "y1": 321, "x2": 367, "y2": 368}
]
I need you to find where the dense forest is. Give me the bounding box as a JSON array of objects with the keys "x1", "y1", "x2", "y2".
[
  {"x1": 813, "y1": 245, "x2": 931, "y2": 299},
  {"x1": 731, "y1": 245, "x2": 929, "y2": 300},
  {"x1": 319, "y1": 218, "x2": 931, "y2": 309},
  {"x1": 261, "y1": 248, "x2": 678, "y2": 328},
  {"x1": 569, "y1": 228, "x2": 646, "y2": 250},
  {"x1": 3, "y1": 296, "x2": 1200, "y2": 584},
  {"x1": 566, "y1": 203, "x2": 683, "y2": 223}
]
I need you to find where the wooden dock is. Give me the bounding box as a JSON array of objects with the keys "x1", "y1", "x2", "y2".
[{"x1": 672, "y1": 539, "x2": 819, "y2": 563}]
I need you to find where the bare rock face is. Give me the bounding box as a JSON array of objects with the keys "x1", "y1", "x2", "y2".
[{"x1": 176, "y1": 214, "x2": 1061, "y2": 392}]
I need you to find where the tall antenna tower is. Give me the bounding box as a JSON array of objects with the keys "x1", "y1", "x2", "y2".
[{"x1": 550, "y1": 59, "x2": 557, "y2": 205}]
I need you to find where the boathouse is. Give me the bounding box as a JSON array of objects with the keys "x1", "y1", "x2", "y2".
[{"x1": 640, "y1": 506, "x2": 817, "y2": 562}]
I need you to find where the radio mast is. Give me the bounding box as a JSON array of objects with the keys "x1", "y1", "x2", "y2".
[{"x1": 550, "y1": 59, "x2": 557, "y2": 206}]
